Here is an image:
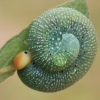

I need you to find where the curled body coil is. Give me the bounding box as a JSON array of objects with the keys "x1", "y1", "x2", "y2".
[{"x1": 17, "y1": 7, "x2": 97, "y2": 92}]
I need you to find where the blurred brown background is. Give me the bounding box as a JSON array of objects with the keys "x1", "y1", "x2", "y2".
[{"x1": 0, "y1": 0, "x2": 100, "y2": 100}]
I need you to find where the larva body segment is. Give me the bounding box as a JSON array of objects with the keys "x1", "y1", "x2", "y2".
[
  {"x1": 17, "y1": 7, "x2": 97, "y2": 92},
  {"x1": 17, "y1": 60, "x2": 90, "y2": 92}
]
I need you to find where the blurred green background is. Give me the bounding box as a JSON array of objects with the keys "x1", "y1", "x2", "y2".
[{"x1": 0, "y1": 0, "x2": 100, "y2": 100}]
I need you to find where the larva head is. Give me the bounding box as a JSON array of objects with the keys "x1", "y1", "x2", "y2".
[
  {"x1": 28, "y1": 7, "x2": 97, "y2": 71},
  {"x1": 14, "y1": 51, "x2": 32, "y2": 70}
]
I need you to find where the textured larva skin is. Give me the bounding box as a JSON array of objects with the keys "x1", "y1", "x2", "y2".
[
  {"x1": 17, "y1": 7, "x2": 97, "y2": 92},
  {"x1": 18, "y1": 61, "x2": 89, "y2": 92}
]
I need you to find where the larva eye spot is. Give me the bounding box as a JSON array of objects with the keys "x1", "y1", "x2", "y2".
[
  {"x1": 14, "y1": 51, "x2": 32, "y2": 70},
  {"x1": 24, "y1": 51, "x2": 28, "y2": 54}
]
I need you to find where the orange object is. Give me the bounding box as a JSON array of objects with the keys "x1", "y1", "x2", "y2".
[{"x1": 14, "y1": 51, "x2": 32, "y2": 70}]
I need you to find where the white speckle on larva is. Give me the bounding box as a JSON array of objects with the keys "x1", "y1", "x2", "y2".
[
  {"x1": 57, "y1": 38, "x2": 60, "y2": 41},
  {"x1": 59, "y1": 32, "x2": 62, "y2": 35},
  {"x1": 52, "y1": 38, "x2": 54, "y2": 40},
  {"x1": 55, "y1": 43, "x2": 58, "y2": 45},
  {"x1": 56, "y1": 46, "x2": 59, "y2": 49},
  {"x1": 51, "y1": 47, "x2": 54, "y2": 50}
]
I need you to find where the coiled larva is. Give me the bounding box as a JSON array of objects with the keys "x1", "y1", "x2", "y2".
[{"x1": 15, "y1": 7, "x2": 97, "y2": 92}]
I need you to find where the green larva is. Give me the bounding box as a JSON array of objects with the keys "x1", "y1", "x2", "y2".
[{"x1": 17, "y1": 7, "x2": 97, "y2": 92}]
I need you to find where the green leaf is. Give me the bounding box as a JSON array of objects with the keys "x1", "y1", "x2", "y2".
[
  {"x1": 56, "y1": 0, "x2": 89, "y2": 18},
  {"x1": 0, "y1": 23, "x2": 32, "y2": 82},
  {"x1": 0, "y1": 0, "x2": 88, "y2": 83}
]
